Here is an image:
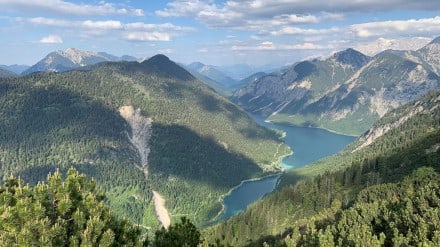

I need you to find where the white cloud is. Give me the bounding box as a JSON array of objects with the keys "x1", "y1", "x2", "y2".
[
  {"x1": 125, "y1": 32, "x2": 171, "y2": 42},
  {"x1": 270, "y1": 27, "x2": 339, "y2": 36},
  {"x1": 29, "y1": 17, "x2": 122, "y2": 30},
  {"x1": 266, "y1": 16, "x2": 440, "y2": 50},
  {"x1": 39, "y1": 34, "x2": 63, "y2": 44},
  {"x1": 273, "y1": 14, "x2": 319, "y2": 24},
  {"x1": 232, "y1": 41, "x2": 329, "y2": 51},
  {"x1": 0, "y1": 0, "x2": 144, "y2": 16},
  {"x1": 156, "y1": 0, "x2": 214, "y2": 17},
  {"x1": 156, "y1": 0, "x2": 341, "y2": 31},
  {"x1": 82, "y1": 20, "x2": 123, "y2": 30},
  {"x1": 350, "y1": 16, "x2": 440, "y2": 38},
  {"x1": 156, "y1": 0, "x2": 440, "y2": 31},
  {"x1": 125, "y1": 22, "x2": 196, "y2": 32},
  {"x1": 226, "y1": 0, "x2": 440, "y2": 14},
  {"x1": 25, "y1": 17, "x2": 195, "y2": 42}
]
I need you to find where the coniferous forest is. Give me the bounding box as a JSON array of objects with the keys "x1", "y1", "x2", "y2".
[{"x1": 0, "y1": 168, "x2": 205, "y2": 246}]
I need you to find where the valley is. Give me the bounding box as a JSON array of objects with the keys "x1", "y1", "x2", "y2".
[
  {"x1": 1, "y1": 1, "x2": 440, "y2": 246},
  {"x1": 0, "y1": 35, "x2": 438, "y2": 247},
  {"x1": 218, "y1": 114, "x2": 355, "y2": 222},
  {"x1": 204, "y1": 90, "x2": 440, "y2": 246}
]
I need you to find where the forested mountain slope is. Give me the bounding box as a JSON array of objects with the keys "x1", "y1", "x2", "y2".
[
  {"x1": 0, "y1": 54, "x2": 289, "y2": 227},
  {"x1": 204, "y1": 90, "x2": 440, "y2": 246},
  {"x1": 0, "y1": 68, "x2": 16, "y2": 78}
]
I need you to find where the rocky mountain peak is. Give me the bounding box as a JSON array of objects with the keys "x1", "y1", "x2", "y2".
[
  {"x1": 143, "y1": 54, "x2": 171, "y2": 65},
  {"x1": 332, "y1": 48, "x2": 370, "y2": 68},
  {"x1": 62, "y1": 48, "x2": 96, "y2": 65},
  {"x1": 21, "y1": 48, "x2": 138, "y2": 75},
  {"x1": 142, "y1": 54, "x2": 195, "y2": 81}
]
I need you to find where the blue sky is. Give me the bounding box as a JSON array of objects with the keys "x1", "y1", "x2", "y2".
[{"x1": 0, "y1": 0, "x2": 440, "y2": 67}]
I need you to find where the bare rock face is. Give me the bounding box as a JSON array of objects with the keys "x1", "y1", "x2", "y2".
[
  {"x1": 353, "y1": 92, "x2": 440, "y2": 152},
  {"x1": 119, "y1": 105, "x2": 152, "y2": 177}
]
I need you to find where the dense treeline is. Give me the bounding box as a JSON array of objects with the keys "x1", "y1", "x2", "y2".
[
  {"x1": 0, "y1": 82, "x2": 153, "y2": 226},
  {"x1": 242, "y1": 167, "x2": 440, "y2": 246},
  {"x1": 0, "y1": 168, "x2": 205, "y2": 246},
  {"x1": 0, "y1": 168, "x2": 144, "y2": 246},
  {"x1": 0, "y1": 56, "x2": 289, "y2": 226},
  {"x1": 203, "y1": 90, "x2": 440, "y2": 246}
]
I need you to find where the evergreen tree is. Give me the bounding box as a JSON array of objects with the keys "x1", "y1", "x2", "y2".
[
  {"x1": 0, "y1": 168, "x2": 145, "y2": 246},
  {"x1": 154, "y1": 217, "x2": 202, "y2": 247}
]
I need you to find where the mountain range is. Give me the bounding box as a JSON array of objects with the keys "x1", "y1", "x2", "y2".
[
  {"x1": 0, "y1": 64, "x2": 29, "y2": 74},
  {"x1": 186, "y1": 62, "x2": 238, "y2": 87},
  {"x1": 0, "y1": 54, "x2": 289, "y2": 227},
  {"x1": 0, "y1": 34, "x2": 439, "y2": 246},
  {"x1": 182, "y1": 62, "x2": 238, "y2": 96},
  {"x1": 233, "y1": 37, "x2": 440, "y2": 135},
  {"x1": 21, "y1": 48, "x2": 137, "y2": 75},
  {"x1": 0, "y1": 67, "x2": 17, "y2": 78}
]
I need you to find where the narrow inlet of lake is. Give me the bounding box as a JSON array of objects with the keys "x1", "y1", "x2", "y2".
[{"x1": 219, "y1": 113, "x2": 356, "y2": 221}]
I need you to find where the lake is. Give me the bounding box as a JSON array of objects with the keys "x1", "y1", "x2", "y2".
[{"x1": 219, "y1": 114, "x2": 356, "y2": 221}]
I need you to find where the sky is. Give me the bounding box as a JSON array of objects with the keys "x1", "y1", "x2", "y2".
[{"x1": 0, "y1": 0, "x2": 440, "y2": 67}]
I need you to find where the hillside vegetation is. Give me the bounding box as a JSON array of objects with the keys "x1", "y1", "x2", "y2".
[
  {"x1": 204, "y1": 90, "x2": 440, "y2": 246},
  {"x1": 0, "y1": 167, "x2": 208, "y2": 246},
  {"x1": 0, "y1": 55, "x2": 289, "y2": 227},
  {"x1": 0, "y1": 168, "x2": 145, "y2": 246}
]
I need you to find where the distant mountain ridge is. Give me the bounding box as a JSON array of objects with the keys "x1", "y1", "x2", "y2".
[
  {"x1": 0, "y1": 67, "x2": 17, "y2": 78},
  {"x1": 22, "y1": 48, "x2": 137, "y2": 75},
  {"x1": 186, "y1": 62, "x2": 238, "y2": 86},
  {"x1": 0, "y1": 64, "x2": 29, "y2": 74},
  {"x1": 234, "y1": 36, "x2": 440, "y2": 135},
  {"x1": 184, "y1": 62, "x2": 255, "y2": 96}
]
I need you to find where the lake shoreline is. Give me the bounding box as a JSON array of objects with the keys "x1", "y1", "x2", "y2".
[
  {"x1": 209, "y1": 172, "x2": 282, "y2": 224},
  {"x1": 264, "y1": 119, "x2": 360, "y2": 137},
  {"x1": 211, "y1": 113, "x2": 356, "y2": 224}
]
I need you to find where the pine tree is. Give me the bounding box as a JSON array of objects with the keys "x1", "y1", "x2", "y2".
[
  {"x1": 154, "y1": 217, "x2": 202, "y2": 247},
  {"x1": 0, "y1": 168, "x2": 145, "y2": 246}
]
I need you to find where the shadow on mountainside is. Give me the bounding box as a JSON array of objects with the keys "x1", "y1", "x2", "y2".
[
  {"x1": 148, "y1": 123, "x2": 263, "y2": 189},
  {"x1": 0, "y1": 84, "x2": 128, "y2": 146}
]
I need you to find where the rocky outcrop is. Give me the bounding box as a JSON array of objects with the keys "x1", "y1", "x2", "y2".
[
  {"x1": 119, "y1": 105, "x2": 152, "y2": 177},
  {"x1": 353, "y1": 91, "x2": 440, "y2": 152},
  {"x1": 152, "y1": 191, "x2": 171, "y2": 228}
]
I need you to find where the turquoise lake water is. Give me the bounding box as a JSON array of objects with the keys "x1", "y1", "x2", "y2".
[{"x1": 219, "y1": 114, "x2": 356, "y2": 221}]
